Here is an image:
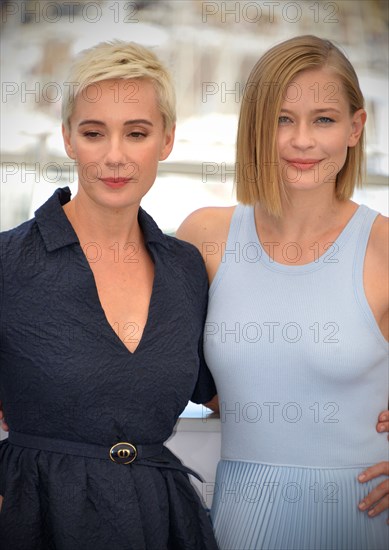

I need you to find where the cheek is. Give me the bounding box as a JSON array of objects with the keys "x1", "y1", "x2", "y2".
[
  {"x1": 74, "y1": 147, "x2": 101, "y2": 180},
  {"x1": 142, "y1": 143, "x2": 163, "y2": 166},
  {"x1": 336, "y1": 135, "x2": 350, "y2": 158},
  {"x1": 329, "y1": 139, "x2": 349, "y2": 173},
  {"x1": 79, "y1": 162, "x2": 101, "y2": 182},
  {"x1": 277, "y1": 128, "x2": 291, "y2": 149},
  {"x1": 74, "y1": 144, "x2": 100, "y2": 164},
  {"x1": 327, "y1": 132, "x2": 348, "y2": 153}
]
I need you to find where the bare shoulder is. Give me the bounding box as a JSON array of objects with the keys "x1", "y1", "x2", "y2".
[
  {"x1": 176, "y1": 206, "x2": 236, "y2": 282},
  {"x1": 364, "y1": 213, "x2": 389, "y2": 339},
  {"x1": 367, "y1": 214, "x2": 389, "y2": 270},
  {"x1": 176, "y1": 206, "x2": 236, "y2": 254}
]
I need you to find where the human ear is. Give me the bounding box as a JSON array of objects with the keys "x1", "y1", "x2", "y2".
[
  {"x1": 62, "y1": 123, "x2": 76, "y2": 160},
  {"x1": 159, "y1": 124, "x2": 175, "y2": 161},
  {"x1": 348, "y1": 109, "x2": 366, "y2": 147}
]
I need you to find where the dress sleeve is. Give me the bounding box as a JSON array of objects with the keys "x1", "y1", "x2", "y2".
[
  {"x1": 190, "y1": 264, "x2": 217, "y2": 404},
  {"x1": 190, "y1": 347, "x2": 217, "y2": 404}
]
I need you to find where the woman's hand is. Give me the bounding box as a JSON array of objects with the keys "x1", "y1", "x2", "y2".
[
  {"x1": 358, "y1": 462, "x2": 389, "y2": 522},
  {"x1": 204, "y1": 395, "x2": 219, "y2": 414},
  {"x1": 376, "y1": 410, "x2": 389, "y2": 440},
  {"x1": 358, "y1": 411, "x2": 389, "y2": 522},
  {"x1": 0, "y1": 401, "x2": 9, "y2": 432}
]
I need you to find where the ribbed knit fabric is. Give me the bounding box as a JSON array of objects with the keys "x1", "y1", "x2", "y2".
[{"x1": 205, "y1": 204, "x2": 388, "y2": 550}]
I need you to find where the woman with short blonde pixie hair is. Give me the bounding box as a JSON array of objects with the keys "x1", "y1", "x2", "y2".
[
  {"x1": 61, "y1": 40, "x2": 176, "y2": 132},
  {"x1": 0, "y1": 40, "x2": 218, "y2": 549},
  {"x1": 237, "y1": 34, "x2": 365, "y2": 217}
]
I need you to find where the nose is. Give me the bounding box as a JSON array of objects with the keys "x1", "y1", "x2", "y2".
[
  {"x1": 290, "y1": 122, "x2": 315, "y2": 150},
  {"x1": 104, "y1": 137, "x2": 128, "y2": 168}
]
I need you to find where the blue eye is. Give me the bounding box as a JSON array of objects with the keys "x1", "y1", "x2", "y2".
[
  {"x1": 278, "y1": 116, "x2": 292, "y2": 125},
  {"x1": 316, "y1": 117, "x2": 334, "y2": 124}
]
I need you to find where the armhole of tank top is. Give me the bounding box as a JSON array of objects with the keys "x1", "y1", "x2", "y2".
[
  {"x1": 353, "y1": 207, "x2": 388, "y2": 349},
  {"x1": 208, "y1": 204, "x2": 244, "y2": 298}
]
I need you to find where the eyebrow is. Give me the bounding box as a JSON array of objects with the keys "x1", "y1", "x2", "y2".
[
  {"x1": 280, "y1": 108, "x2": 342, "y2": 114},
  {"x1": 78, "y1": 119, "x2": 154, "y2": 127}
]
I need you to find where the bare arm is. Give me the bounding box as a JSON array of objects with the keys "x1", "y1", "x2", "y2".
[
  {"x1": 363, "y1": 214, "x2": 389, "y2": 340},
  {"x1": 176, "y1": 205, "x2": 235, "y2": 283},
  {"x1": 357, "y1": 410, "x2": 389, "y2": 522},
  {"x1": 359, "y1": 214, "x2": 389, "y2": 520}
]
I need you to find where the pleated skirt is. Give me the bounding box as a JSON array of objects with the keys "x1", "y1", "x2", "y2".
[{"x1": 211, "y1": 460, "x2": 388, "y2": 550}]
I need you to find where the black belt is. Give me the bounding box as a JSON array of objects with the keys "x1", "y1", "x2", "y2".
[{"x1": 7, "y1": 431, "x2": 203, "y2": 481}]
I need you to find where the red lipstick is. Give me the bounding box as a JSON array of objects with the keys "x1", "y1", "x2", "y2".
[{"x1": 100, "y1": 178, "x2": 129, "y2": 189}]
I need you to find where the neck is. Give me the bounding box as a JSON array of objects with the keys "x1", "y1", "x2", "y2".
[
  {"x1": 257, "y1": 188, "x2": 354, "y2": 240},
  {"x1": 63, "y1": 192, "x2": 143, "y2": 248}
]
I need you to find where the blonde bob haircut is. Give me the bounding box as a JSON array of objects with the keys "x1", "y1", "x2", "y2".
[
  {"x1": 61, "y1": 40, "x2": 176, "y2": 132},
  {"x1": 236, "y1": 35, "x2": 365, "y2": 217}
]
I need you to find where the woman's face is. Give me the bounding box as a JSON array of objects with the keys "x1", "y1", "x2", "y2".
[
  {"x1": 276, "y1": 68, "x2": 365, "y2": 193},
  {"x1": 62, "y1": 78, "x2": 174, "y2": 211}
]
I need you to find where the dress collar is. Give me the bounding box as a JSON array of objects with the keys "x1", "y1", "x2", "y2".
[{"x1": 35, "y1": 187, "x2": 167, "y2": 252}]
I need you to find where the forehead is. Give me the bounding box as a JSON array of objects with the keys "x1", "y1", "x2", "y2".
[
  {"x1": 282, "y1": 68, "x2": 348, "y2": 106},
  {"x1": 71, "y1": 78, "x2": 160, "y2": 119}
]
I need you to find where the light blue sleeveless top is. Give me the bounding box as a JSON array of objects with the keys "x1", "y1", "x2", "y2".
[{"x1": 204, "y1": 204, "x2": 388, "y2": 468}]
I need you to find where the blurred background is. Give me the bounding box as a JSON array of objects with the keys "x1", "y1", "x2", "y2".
[{"x1": 1, "y1": 0, "x2": 388, "y2": 234}]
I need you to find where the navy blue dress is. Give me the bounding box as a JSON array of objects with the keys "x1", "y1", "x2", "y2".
[{"x1": 0, "y1": 188, "x2": 218, "y2": 550}]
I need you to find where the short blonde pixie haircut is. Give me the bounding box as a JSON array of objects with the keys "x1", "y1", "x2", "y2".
[
  {"x1": 236, "y1": 35, "x2": 365, "y2": 217},
  {"x1": 61, "y1": 40, "x2": 176, "y2": 132}
]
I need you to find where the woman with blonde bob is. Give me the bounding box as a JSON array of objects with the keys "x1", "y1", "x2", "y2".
[
  {"x1": 178, "y1": 35, "x2": 388, "y2": 549},
  {"x1": 0, "y1": 41, "x2": 218, "y2": 549},
  {"x1": 236, "y1": 35, "x2": 366, "y2": 215}
]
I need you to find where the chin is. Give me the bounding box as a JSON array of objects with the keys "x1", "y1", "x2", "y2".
[{"x1": 92, "y1": 191, "x2": 140, "y2": 210}]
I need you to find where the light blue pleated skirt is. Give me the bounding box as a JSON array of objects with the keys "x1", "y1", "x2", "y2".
[{"x1": 211, "y1": 460, "x2": 388, "y2": 550}]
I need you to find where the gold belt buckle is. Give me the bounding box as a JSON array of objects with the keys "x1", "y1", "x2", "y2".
[{"x1": 109, "y1": 442, "x2": 137, "y2": 464}]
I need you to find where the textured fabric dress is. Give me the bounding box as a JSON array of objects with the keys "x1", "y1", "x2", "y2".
[
  {"x1": 204, "y1": 204, "x2": 388, "y2": 550},
  {"x1": 0, "y1": 187, "x2": 218, "y2": 550}
]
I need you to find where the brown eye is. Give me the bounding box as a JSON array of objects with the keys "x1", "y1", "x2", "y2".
[
  {"x1": 129, "y1": 132, "x2": 146, "y2": 139},
  {"x1": 83, "y1": 131, "x2": 101, "y2": 138}
]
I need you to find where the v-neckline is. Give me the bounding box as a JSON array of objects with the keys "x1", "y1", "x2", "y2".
[
  {"x1": 82, "y1": 249, "x2": 158, "y2": 357},
  {"x1": 54, "y1": 192, "x2": 162, "y2": 357}
]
